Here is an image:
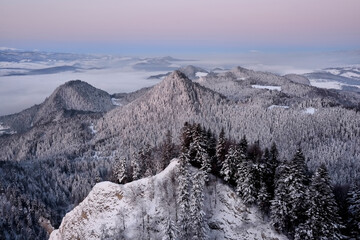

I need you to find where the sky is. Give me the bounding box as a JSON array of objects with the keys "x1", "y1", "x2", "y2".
[{"x1": 1, "y1": 0, "x2": 360, "y2": 55}]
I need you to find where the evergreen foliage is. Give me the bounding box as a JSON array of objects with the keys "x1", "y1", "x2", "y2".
[{"x1": 299, "y1": 165, "x2": 342, "y2": 240}]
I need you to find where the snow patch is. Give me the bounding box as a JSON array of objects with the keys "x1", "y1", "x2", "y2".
[
  {"x1": 111, "y1": 98, "x2": 122, "y2": 106},
  {"x1": 341, "y1": 72, "x2": 360, "y2": 78},
  {"x1": 89, "y1": 124, "x2": 97, "y2": 134},
  {"x1": 0, "y1": 122, "x2": 16, "y2": 135},
  {"x1": 252, "y1": 85, "x2": 281, "y2": 91},
  {"x1": 304, "y1": 107, "x2": 316, "y2": 114},
  {"x1": 309, "y1": 80, "x2": 342, "y2": 90},
  {"x1": 268, "y1": 105, "x2": 289, "y2": 110},
  {"x1": 324, "y1": 69, "x2": 341, "y2": 75},
  {"x1": 195, "y1": 72, "x2": 208, "y2": 78}
]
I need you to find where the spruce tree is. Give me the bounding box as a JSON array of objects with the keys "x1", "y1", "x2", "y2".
[
  {"x1": 190, "y1": 171, "x2": 207, "y2": 240},
  {"x1": 257, "y1": 180, "x2": 271, "y2": 214},
  {"x1": 160, "y1": 130, "x2": 175, "y2": 170},
  {"x1": 190, "y1": 124, "x2": 211, "y2": 181},
  {"x1": 299, "y1": 165, "x2": 342, "y2": 240},
  {"x1": 347, "y1": 182, "x2": 360, "y2": 238},
  {"x1": 216, "y1": 128, "x2": 227, "y2": 174},
  {"x1": 113, "y1": 157, "x2": 127, "y2": 184},
  {"x1": 238, "y1": 163, "x2": 257, "y2": 205},
  {"x1": 177, "y1": 152, "x2": 191, "y2": 239},
  {"x1": 288, "y1": 148, "x2": 308, "y2": 232},
  {"x1": 221, "y1": 145, "x2": 235, "y2": 182},
  {"x1": 163, "y1": 217, "x2": 179, "y2": 240},
  {"x1": 271, "y1": 163, "x2": 292, "y2": 233}
]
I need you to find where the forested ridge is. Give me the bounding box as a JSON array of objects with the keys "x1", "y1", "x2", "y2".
[{"x1": 1, "y1": 68, "x2": 360, "y2": 239}]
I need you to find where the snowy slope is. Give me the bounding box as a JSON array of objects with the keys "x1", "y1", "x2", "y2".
[{"x1": 50, "y1": 160, "x2": 287, "y2": 240}]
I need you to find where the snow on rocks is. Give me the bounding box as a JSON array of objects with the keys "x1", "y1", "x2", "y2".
[{"x1": 50, "y1": 159, "x2": 287, "y2": 240}]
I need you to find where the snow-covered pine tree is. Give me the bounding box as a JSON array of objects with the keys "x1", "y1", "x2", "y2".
[
  {"x1": 238, "y1": 162, "x2": 257, "y2": 205},
  {"x1": 215, "y1": 128, "x2": 227, "y2": 174},
  {"x1": 263, "y1": 143, "x2": 280, "y2": 199},
  {"x1": 132, "y1": 152, "x2": 142, "y2": 181},
  {"x1": 221, "y1": 145, "x2": 235, "y2": 182},
  {"x1": 160, "y1": 130, "x2": 176, "y2": 170},
  {"x1": 205, "y1": 128, "x2": 217, "y2": 162},
  {"x1": 190, "y1": 171, "x2": 207, "y2": 240},
  {"x1": 271, "y1": 162, "x2": 291, "y2": 233},
  {"x1": 180, "y1": 122, "x2": 193, "y2": 153},
  {"x1": 113, "y1": 156, "x2": 127, "y2": 184},
  {"x1": 190, "y1": 124, "x2": 211, "y2": 181},
  {"x1": 287, "y1": 147, "x2": 309, "y2": 231},
  {"x1": 298, "y1": 165, "x2": 342, "y2": 240},
  {"x1": 239, "y1": 135, "x2": 248, "y2": 155},
  {"x1": 177, "y1": 152, "x2": 191, "y2": 239},
  {"x1": 257, "y1": 180, "x2": 271, "y2": 214},
  {"x1": 347, "y1": 182, "x2": 360, "y2": 239},
  {"x1": 162, "y1": 217, "x2": 179, "y2": 240}
]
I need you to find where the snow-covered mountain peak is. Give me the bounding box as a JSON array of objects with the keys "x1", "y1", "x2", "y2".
[
  {"x1": 31, "y1": 80, "x2": 113, "y2": 125},
  {"x1": 50, "y1": 159, "x2": 287, "y2": 240}
]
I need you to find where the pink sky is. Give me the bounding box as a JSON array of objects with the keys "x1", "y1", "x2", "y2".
[{"x1": 1, "y1": 0, "x2": 359, "y2": 51}]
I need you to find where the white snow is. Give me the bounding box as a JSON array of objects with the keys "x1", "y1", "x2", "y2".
[
  {"x1": 195, "y1": 72, "x2": 208, "y2": 78},
  {"x1": 341, "y1": 72, "x2": 360, "y2": 78},
  {"x1": 325, "y1": 69, "x2": 341, "y2": 75},
  {"x1": 50, "y1": 159, "x2": 287, "y2": 240},
  {"x1": 304, "y1": 107, "x2": 316, "y2": 114},
  {"x1": 111, "y1": 98, "x2": 122, "y2": 106},
  {"x1": 251, "y1": 85, "x2": 281, "y2": 91},
  {"x1": 268, "y1": 105, "x2": 289, "y2": 110},
  {"x1": 89, "y1": 124, "x2": 97, "y2": 134},
  {"x1": 0, "y1": 122, "x2": 16, "y2": 135},
  {"x1": 309, "y1": 80, "x2": 342, "y2": 90}
]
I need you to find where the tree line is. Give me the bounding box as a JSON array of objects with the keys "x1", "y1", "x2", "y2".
[{"x1": 113, "y1": 122, "x2": 360, "y2": 240}]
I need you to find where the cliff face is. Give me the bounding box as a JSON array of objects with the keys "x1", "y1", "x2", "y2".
[{"x1": 50, "y1": 160, "x2": 287, "y2": 240}]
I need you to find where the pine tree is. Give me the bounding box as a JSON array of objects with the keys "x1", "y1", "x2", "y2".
[
  {"x1": 160, "y1": 130, "x2": 175, "y2": 170},
  {"x1": 190, "y1": 171, "x2": 207, "y2": 240},
  {"x1": 271, "y1": 163, "x2": 291, "y2": 233},
  {"x1": 221, "y1": 145, "x2": 235, "y2": 182},
  {"x1": 163, "y1": 217, "x2": 179, "y2": 240},
  {"x1": 215, "y1": 128, "x2": 227, "y2": 174},
  {"x1": 242, "y1": 163, "x2": 259, "y2": 205},
  {"x1": 288, "y1": 147, "x2": 308, "y2": 231},
  {"x1": 113, "y1": 157, "x2": 127, "y2": 184},
  {"x1": 180, "y1": 122, "x2": 193, "y2": 153},
  {"x1": 177, "y1": 153, "x2": 191, "y2": 239},
  {"x1": 132, "y1": 152, "x2": 142, "y2": 181},
  {"x1": 300, "y1": 165, "x2": 342, "y2": 240},
  {"x1": 190, "y1": 124, "x2": 211, "y2": 181},
  {"x1": 239, "y1": 135, "x2": 248, "y2": 154},
  {"x1": 263, "y1": 144, "x2": 279, "y2": 199},
  {"x1": 347, "y1": 182, "x2": 360, "y2": 238},
  {"x1": 257, "y1": 181, "x2": 271, "y2": 214}
]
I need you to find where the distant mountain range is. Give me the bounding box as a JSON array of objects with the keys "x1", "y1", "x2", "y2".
[{"x1": 305, "y1": 66, "x2": 360, "y2": 92}]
